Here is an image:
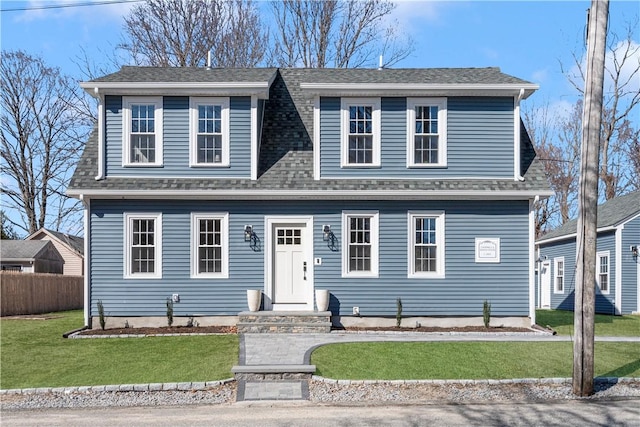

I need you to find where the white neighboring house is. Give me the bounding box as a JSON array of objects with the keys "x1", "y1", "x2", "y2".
[
  {"x1": 27, "y1": 229, "x2": 84, "y2": 276},
  {"x1": 0, "y1": 240, "x2": 65, "y2": 274}
]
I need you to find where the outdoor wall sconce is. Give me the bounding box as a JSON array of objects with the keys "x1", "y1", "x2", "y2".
[
  {"x1": 631, "y1": 245, "x2": 638, "y2": 257},
  {"x1": 244, "y1": 225, "x2": 253, "y2": 242},
  {"x1": 323, "y1": 224, "x2": 332, "y2": 241}
]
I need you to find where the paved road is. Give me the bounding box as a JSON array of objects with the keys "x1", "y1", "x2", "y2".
[{"x1": 3, "y1": 399, "x2": 639, "y2": 426}]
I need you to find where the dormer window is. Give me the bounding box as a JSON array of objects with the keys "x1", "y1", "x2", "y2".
[
  {"x1": 341, "y1": 98, "x2": 381, "y2": 167},
  {"x1": 407, "y1": 98, "x2": 447, "y2": 167},
  {"x1": 123, "y1": 97, "x2": 163, "y2": 167},
  {"x1": 190, "y1": 97, "x2": 230, "y2": 167}
]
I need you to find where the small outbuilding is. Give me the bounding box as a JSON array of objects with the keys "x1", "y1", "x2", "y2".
[{"x1": 0, "y1": 240, "x2": 65, "y2": 274}]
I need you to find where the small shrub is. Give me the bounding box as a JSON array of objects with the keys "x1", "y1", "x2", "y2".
[
  {"x1": 97, "y1": 300, "x2": 106, "y2": 330},
  {"x1": 186, "y1": 316, "x2": 199, "y2": 328},
  {"x1": 166, "y1": 298, "x2": 174, "y2": 327},
  {"x1": 396, "y1": 297, "x2": 403, "y2": 328},
  {"x1": 483, "y1": 299, "x2": 491, "y2": 328}
]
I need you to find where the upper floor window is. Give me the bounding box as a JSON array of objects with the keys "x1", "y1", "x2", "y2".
[
  {"x1": 408, "y1": 211, "x2": 445, "y2": 278},
  {"x1": 554, "y1": 257, "x2": 564, "y2": 293},
  {"x1": 597, "y1": 251, "x2": 610, "y2": 294},
  {"x1": 342, "y1": 211, "x2": 379, "y2": 277},
  {"x1": 123, "y1": 97, "x2": 163, "y2": 167},
  {"x1": 407, "y1": 98, "x2": 447, "y2": 167},
  {"x1": 124, "y1": 213, "x2": 162, "y2": 279},
  {"x1": 191, "y1": 213, "x2": 229, "y2": 278},
  {"x1": 341, "y1": 98, "x2": 381, "y2": 167},
  {"x1": 190, "y1": 97, "x2": 230, "y2": 167}
]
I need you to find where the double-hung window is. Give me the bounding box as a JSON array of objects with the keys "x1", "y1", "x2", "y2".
[
  {"x1": 190, "y1": 97, "x2": 230, "y2": 167},
  {"x1": 191, "y1": 213, "x2": 229, "y2": 278},
  {"x1": 554, "y1": 257, "x2": 564, "y2": 293},
  {"x1": 341, "y1": 98, "x2": 381, "y2": 167},
  {"x1": 342, "y1": 211, "x2": 379, "y2": 277},
  {"x1": 596, "y1": 251, "x2": 610, "y2": 294},
  {"x1": 123, "y1": 97, "x2": 163, "y2": 166},
  {"x1": 124, "y1": 213, "x2": 162, "y2": 278},
  {"x1": 407, "y1": 98, "x2": 447, "y2": 167},
  {"x1": 408, "y1": 211, "x2": 445, "y2": 278}
]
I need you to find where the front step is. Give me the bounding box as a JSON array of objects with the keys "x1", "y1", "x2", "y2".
[
  {"x1": 237, "y1": 311, "x2": 332, "y2": 333},
  {"x1": 232, "y1": 364, "x2": 316, "y2": 380}
]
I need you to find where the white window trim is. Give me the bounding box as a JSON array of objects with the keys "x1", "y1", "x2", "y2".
[
  {"x1": 122, "y1": 96, "x2": 163, "y2": 167},
  {"x1": 553, "y1": 257, "x2": 564, "y2": 294},
  {"x1": 124, "y1": 213, "x2": 162, "y2": 279},
  {"x1": 596, "y1": 250, "x2": 610, "y2": 295},
  {"x1": 406, "y1": 97, "x2": 447, "y2": 168},
  {"x1": 342, "y1": 210, "x2": 379, "y2": 278},
  {"x1": 407, "y1": 211, "x2": 445, "y2": 279},
  {"x1": 189, "y1": 97, "x2": 230, "y2": 167},
  {"x1": 340, "y1": 98, "x2": 381, "y2": 168},
  {"x1": 190, "y1": 212, "x2": 229, "y2": 279}
]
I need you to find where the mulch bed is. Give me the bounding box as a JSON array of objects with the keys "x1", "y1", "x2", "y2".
[
  {"x1": 77, "y1": 325, "x2": 539, "y2": 336},
  {"x1": 77, "y1": 325, "x2": 237, "y2": 335}
]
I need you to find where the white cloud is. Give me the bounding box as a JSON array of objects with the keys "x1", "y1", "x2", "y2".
[
  {"x1": 531, "y1": 68, "x2": 549, "y2": 84},
  {"x1": 14, "y1": 0, "x2": 134, "y2": 23}
]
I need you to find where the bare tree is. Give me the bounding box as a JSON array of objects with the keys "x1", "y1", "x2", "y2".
[
  {"x1": 0, "y1": 50, "x2": 92, "y2": 235},
  {"x1": 524, "y1": 101, "x2": 581, "y2": 236},
  {"x1": 120, "y1": 0, "x2": 267, "y2": 67},
  {"x1": 271, "y1": 0, "x2": 413, "y2": 68},
  {"x1": 562, "y1": 19, "x2": 640, "y2": 200}
]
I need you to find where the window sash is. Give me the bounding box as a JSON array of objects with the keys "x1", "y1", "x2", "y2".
[
  {"x1": 598, "y1": 254, "x2": 609, "y2": 292},
  {"x1": 407, "y1": 98, "x2": 446, "y2": 167},
  {"x1": 196, "y1": 104, "x2": 223, "y2": 164},
  {"x1": 125, "y1": 214, "x2": 162, "y2": 278},
  {"x1": 409, "y1": 213, "x2": 444, "y2": 277},
  {"x1": 123, "y1": 98, "x2": 162, "y2": 167},
  {"x1": 342, "y1": 211, "x2": 378, "y2": 277},
  {"x1": 191, "y1": 213, "x2": 228, "y2": 278},
  {"x1": 555, "y1": 260, "x2": 564, "y2": 292}
]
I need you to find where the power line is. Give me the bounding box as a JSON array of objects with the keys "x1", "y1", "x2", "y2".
[{"x1": 1, "y1": 0, "x2": 143, "y2": 13}]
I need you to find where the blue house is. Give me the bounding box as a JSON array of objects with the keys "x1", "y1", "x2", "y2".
[
  {"x1": 536, "y1": 190, "x2": 640, "y2": 315},
  {"x1": 68, "y1": 67, "x2": 552, "y2": 329}
]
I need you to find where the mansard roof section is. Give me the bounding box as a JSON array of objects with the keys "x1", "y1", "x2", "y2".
[
  {"x1": 298, "y1": 67, "x2": 538, "y2": 98},
  {"x1": 81, "y1": 66, "x2": 278, "y2": 98}
]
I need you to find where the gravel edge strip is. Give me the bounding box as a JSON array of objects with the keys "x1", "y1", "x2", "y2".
[{"x1": 2, "y1": 377, "x2": 637, "y2": 396}]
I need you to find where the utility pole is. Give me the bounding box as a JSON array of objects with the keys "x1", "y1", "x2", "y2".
[{"x1": 573, "y1": 0, "x2": 608, "y2": 397}]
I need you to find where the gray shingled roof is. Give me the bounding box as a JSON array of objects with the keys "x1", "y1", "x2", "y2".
[
  {"x1": 1, "y1": 240, "x2": 51, "y2": 261},
  {"x1": 42, "y1": 229, "x2": 84, "y2": 255},
  {"x1": 70, "y1": 67, "x2": 549, "y2": 196},
  {"x1": 537, "y1": 190, "x2": 640, "y2": 242},
  {"x1": 90, "y1": 66, "x2": 278, "y2": 83}
]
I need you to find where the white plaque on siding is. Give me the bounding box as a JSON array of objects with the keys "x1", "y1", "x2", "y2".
[{"x1": 475, "y1": 238, "x2": 500, "y2": 263}]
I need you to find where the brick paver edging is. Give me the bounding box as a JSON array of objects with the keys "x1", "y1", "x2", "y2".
[{"x1": 0, "y1": 378, "x2": 235, "y2": 395}]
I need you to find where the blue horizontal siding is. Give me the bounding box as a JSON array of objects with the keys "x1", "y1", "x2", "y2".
[
  {"x1": 104, "y1": 95, "x2": 251, "y2": 178},
  {"x1": 89, "y1": 199, "x2": 531, "y2": 317},
  {"x1": 621, "y1": 217, "x2": 639, "y2": 314},
  {"x1": 320, "y1": 96, "x2": 515, "y2": 178},
  {"x1": 539, "y1": 231, "x2": 618, "y2": 314}
]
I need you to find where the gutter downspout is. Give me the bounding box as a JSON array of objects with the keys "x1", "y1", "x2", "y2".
[
  {"x1": 529, "y1": 196, "x2": 538, "y2": 325},
  {"x1": 95, "y1": 88, "x2": 105, "y2": 181},
  {"x1": 80, "y1": 195, "x2": 91, "y2": 327},
  {"x1": 514, "y1": 88, "x2": 525, "y2": 181}
]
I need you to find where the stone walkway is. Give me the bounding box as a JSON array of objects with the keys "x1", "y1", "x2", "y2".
[{"x1": 232, "y1": 331, "x2": 640, "y2": 401}]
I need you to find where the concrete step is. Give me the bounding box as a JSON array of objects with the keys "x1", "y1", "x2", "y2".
[
  {"x1": 232, "y1": 364, "x2": 316, "y2": 381},
  {"x1": 237, "y1": 311, "x2": 332, "y2": 333}
]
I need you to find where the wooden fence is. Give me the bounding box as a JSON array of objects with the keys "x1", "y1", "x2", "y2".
[{"x1": 0, "y1": 272, "x2": 83, "y2": 316}]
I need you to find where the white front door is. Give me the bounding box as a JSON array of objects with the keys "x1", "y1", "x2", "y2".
[
  {"x1": 540, "y1": 260, "x2": 551, "y2": 308},
  {"x1": 265, "y1": 216, "x2": 314, "y2": 311},
  {"x1": 274, "y1": 225, "x2": 307, "y2": 304}
]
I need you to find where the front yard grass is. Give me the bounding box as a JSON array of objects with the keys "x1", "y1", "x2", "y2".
[
  {"x1": 536, "y1": 309, "x2": 640, "y2": 336},
  {"x1": 0, "y1": 311, "x2": 238, "y2": 390},
  {"x1": 311, "y1": 341, "x2": 640, "y2": 380}
]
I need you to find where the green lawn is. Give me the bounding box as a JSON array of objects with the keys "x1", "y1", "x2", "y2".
[
  {"x1": 311, "y1": 341, "x2": 640, "y2": 380},
  {"x1": 0, "y1": 311, "x2": 238, "y2": 389},
  {"x1": 536, "y1": 309, "x2": 640, "y2": 336}
]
